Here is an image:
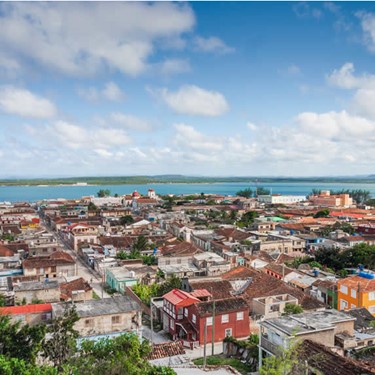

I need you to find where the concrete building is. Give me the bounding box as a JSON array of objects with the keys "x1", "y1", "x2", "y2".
[
  {"x1": 13, "y1": 280, "x2": 60, "y2": 304},
  {"x1": 257, "y1": 195, "x2": 306, "y2": 205},
  {"x1": 309, "y1": 190, "x2": 353, "y2": 207},
  {"x1": 259, "y1": 309, "x2": 356, "y2": 364},
  {"x1": 52, "y1": 296, "x2": 142, "y2": 338}
]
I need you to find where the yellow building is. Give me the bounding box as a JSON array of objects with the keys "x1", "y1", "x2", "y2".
[{"x1": 337, "y1": 275, "x2": 375, "y2": 316}]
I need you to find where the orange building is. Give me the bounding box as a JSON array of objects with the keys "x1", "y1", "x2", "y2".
[
  {"x1": 309, "y1": 190, "x2": 353, "y2": 207},
  {"x1": 337, "y1": 274, "x2": 375, "y2": 316}
]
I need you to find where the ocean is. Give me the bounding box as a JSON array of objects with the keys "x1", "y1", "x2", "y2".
[{"x1": 1, "y1": 181, "x2": 375, "y2": 203}]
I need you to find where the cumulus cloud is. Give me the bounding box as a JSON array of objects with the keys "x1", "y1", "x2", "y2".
[
  {"x1": 78, "y1": 82, "x2": 124, "y2": 102},
  {"x1": 158, "y1": 85, "x2": 229, "y2": 116},
  {"x1": 193, "y1": 36, "x2": 234, "y2": 54},
  {"x1": 159, "y1": 59, "x2": 191, "y2": 75},
  {"x1": 28, "y1": 120, "x2": 132, "y2": 150},
  {"x1": 0, "y1": 2, "x2": 195, "y2": 77},
  {"x1": 111, "y1": 112, "x2": 152, "y2": 132},
  {"x1": 357, "y1": 11, "x2": 375, "y2": 53},
  {"x1": 0, "y1": 86, "x2": 57, "y2": 119}
]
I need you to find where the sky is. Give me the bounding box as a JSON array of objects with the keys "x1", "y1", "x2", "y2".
[{"x1": 1, "y1": 1, "x2": 375, "y2": 178}]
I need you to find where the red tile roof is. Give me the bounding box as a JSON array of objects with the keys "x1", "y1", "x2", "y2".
[
  {"x1": 338, "y1": 275, "x2": 375, "y2": 293},
  {"x1": 190, "y1": 289, "x2": 212, "y2": 298},
  {"x1": 0, "y1": 303, "x2": 52, "y2": 315},
  {"x1": 163, "y1": 289, "x2": 200, "y2": 306},
  {"x1": 148, "y1": 341, "x2": 185, "y2": 360}
]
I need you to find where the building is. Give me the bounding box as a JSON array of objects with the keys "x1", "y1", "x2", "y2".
[
  {"x1": 337, "y1": 273, "x2": 375, "y2": 316},
  {"x1": 257, "y1": 195, "x2": 306, "y2": 205},
  {"x1": 22, "y1": 250, "x2": 76, "y2": 279},
  {"x1": 162, "y1": 288, "x2": 250, "y2": 348},
  {"x1": 52, "y1": 296, "x2": 142, "y2": 338},
  {"x1": 13, "y1": 279, "x2": 60, "y2": 304},
  {"x1": 0, "y1": 303, "x2": 52, "y2": 326},
  {"x1": 309, "y1": 190, "x2": 353, "y2": 207},
  {"x1": 259, "y1": 309, "x2": 356, "y2": 364}
]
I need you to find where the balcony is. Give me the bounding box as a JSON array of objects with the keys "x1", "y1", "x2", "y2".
[{"x1": 260, "y1": 335, "x2": 283, "y2": 356}]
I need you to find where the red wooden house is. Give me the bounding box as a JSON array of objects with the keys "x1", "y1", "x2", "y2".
[{"x1": 162, "y1": 288, "x2": 250, "y2": 348}]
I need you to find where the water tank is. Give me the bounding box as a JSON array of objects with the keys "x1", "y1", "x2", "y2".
[
  {"x1": 359, "y1": 271, "x2": 375, "y2": 280},
  {"x1": 313, "y1": 269, "x2": 320, "y2": 277}
]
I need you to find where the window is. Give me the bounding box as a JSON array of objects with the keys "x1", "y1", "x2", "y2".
[
  {"x1": 340, "y1": 285, "x2": 348, "y2": 294},
  {"x1": 192, "y1": 314, "x2": 196, "y2": 323},
  {"x1": 184, "y1": 308, "x2": 188, "y2": 317},
  {"x1": 221, "y1": 314, "x2": 229, "y2": 323},
  {"x1": 351, "y1": 289, "x2": 357, "y2": 298},
  {"x1": 111, "y1": 315, "x2": 121, "y2": 324},
  {"x1": 225, "y1": 328, "x2": 232, "y2": 337},
  {"x1": 170, "y1": 319, "x2": 174, "y2": 329},
  {"x1": 369, "y1": 306, "x2": 375, "y2": 314},
  {"x1": 85, "y1": 319, "x2": 94, "y2": 327},
  {"x1": 340, "y1": 299, "x2": 348, "y2": 310},
  {"x1": 369, "y1": 292, "x2": 375, "y2": 301},
  {"x1": 236, "y1": 312, "x2": 244, "y2": 321},
  {"x1": 206, "y1": 317, "x2": 213, "y2": 326}
]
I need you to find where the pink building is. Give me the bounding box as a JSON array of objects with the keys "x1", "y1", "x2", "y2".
[{"x1": 309, "y1": 190, "x2": 353, "y2": 207}]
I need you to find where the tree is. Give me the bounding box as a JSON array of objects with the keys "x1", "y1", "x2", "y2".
[
  {"x1": 260, "y1": 341, "x2": 305, "y2": 375},
  {"x1": 282, "y1": 304, "x2": 303, "y2": 316},
  {"x1": 0, "y1": 293, "x2": 6, "y2": 306},
  {"x1": 97, "y1": 189, "x2": 111, "y2": 197},
  {"x1": 366, "y1": 198, "x2": 375, "y2": 206},
  {"x1": 256, "y1": 186, "x2": 270, "y2": 196},
  {"x1": 120, "y1": 215, "x2": 134, "y2": 226},
  {"x1": 238, "y1": 211, "x2": 257, "y2": 227},
  {"x1": 236, "y1": 188, "x2": 253, "y2": 198},
  {"x1": 42, "y1": 304, "x2": 80, "y2": 369},
  {"x1": 87, "y1": 202, "x2": 97, "y2": 211},
  {"x1": 0, "y1": 315, "x2": 46, "y2": 364},
  {"x1": 67, "y1": 333, "x2": 176, "y2": 375},
  {"x1": 0, "y1": 356, "x2": 58, "y2": 375},
  {"x1": 133, "y1": 235, "x2": 148, "y2": 252},
  {"x1": 313, "y1": 209, "x2": 330, "y2": 218}
]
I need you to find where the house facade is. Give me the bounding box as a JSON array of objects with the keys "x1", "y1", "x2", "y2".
[{"x1": 162, "y1": 288, "x2": 250, "y2": 348}]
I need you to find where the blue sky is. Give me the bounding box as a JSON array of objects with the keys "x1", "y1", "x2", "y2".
[{"x1": 1, "y1": 1, "x2": 375, "y2": 178}]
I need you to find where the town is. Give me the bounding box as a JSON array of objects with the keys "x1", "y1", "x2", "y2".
[{"x1": 1, "y1": 187, "x2": 375, "y2": 374}]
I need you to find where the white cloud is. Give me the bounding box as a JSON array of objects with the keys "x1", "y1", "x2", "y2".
[
  {"x1": 357, "y1": 11, "x2": 375, "y2": 53},
  {"x1": 247, "y1": 122, "x2": 258, "y2": 131},
  {"x1": 30, "y1": 120, "x2": 132, "y2": 150},
  {"x1": 111, "y1": 112, "x2": 152, "y2": 132},
  {"x1": 293, "y1": 3, "x2": 323, "y2": 19},
  {"x1": 0, "y1": 2, "x2": 195, "y2": 77},
  {"x1": 159, "y1": 59, "x2": 191, "y2": 75},
  {"x1": 193, "y1": 36, "x2": 234, "y2": 54},
  {"x1": 0, "y1": 86, "x2": 56, "y2": 119},
  {"x1": 102, "y1": 82, "x2": 124, "y2": 101},
  {"x1": 158, "y1": 85, "x2": 229, "y2": 116},
  {"x1": 78, "y1": 82, "x2": 125, "y2": 102}
]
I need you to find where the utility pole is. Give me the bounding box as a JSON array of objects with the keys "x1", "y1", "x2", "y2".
[
  {"x1": 150, "y1": 297, "x2": 154, "y2": 348},
  {"x1": 203, "y1": 319, "x2": 207, "y2": 369},
  {"x1": 211, "y1": 287, "x2": 215, "y2": 356}
]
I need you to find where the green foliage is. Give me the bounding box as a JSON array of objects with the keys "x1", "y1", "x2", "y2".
[
  {"x1": 0, "y1": 314, "x2": 46, "y2": 364},
  {"x1": 282, "y1": 304, "x2": 303, "y2": 316},
  {"x1": 87, "y1": 202, "x2": 97, "y2": 211},
  {"x1": 260, "y1": 341, "x2": 304, "y2": 375},
  {"x1": 0, "y1": 293, "x2": 6, "y2": 307},
  {"x1": 31, "y1": 297, "x2": 44, "y2": 304},
  {"x1": 133, "y1": 235, "x2": 148, "y2": 252},
  {"x1": 256, "y1": 186, "x2": 271, "y2": 196},
  {"x1": 315, "y1": 243, "x2": 375, "y2": 272},
  {"x1": 120, "y1": 215, "x2": 134, "y2": 226},
  {"x1": 0, "y1": 355, "x2": 58, "y2": 375},
  {"x1": 142, "y1": 254, "x2": 157, "y2": 266},
  {"x1": 236, "y1": 188, "x2": 253, "y2": 198},
  {"x1": 366, "y1": 198, "x2": 375, "y2": 206},
  {"x1": 133, "y1": 275, "x2": 182, "y2": 305},
  {"x1": 313, "y1": 208, "x2": 330, "y2": 218},
  {"x1": 97, "y1": 189, "x2": 111, "y2": 197},
  {"x1": 42, "y1": 304, "x2": 80, "y2": 369},
  {"x1": 1, "y1": 233, "x2": 15, "y2": 241},
  {"x1": 237, "y1": 211, "x2": 257, "y2": 227}
]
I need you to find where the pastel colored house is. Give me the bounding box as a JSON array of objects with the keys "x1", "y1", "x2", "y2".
[{"x1": 337, "y1": 273, "x2": 375, "y2": 316}]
